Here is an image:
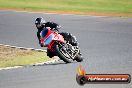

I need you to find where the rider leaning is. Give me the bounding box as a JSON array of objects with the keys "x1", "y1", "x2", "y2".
[
  {"x1": 35, "y1": 17, "x2": 78, "y2": 58},
  {"x1": 35, "y1": 17, "x2": 60, "y2": 46}
]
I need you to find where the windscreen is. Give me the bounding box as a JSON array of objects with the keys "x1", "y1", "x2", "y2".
[
  {"x1": 40, "y1": 28, "x2": 48, "y2": 38},
  {"x1": 44, "y1": 34, "x2": 54, "y2": 46}
]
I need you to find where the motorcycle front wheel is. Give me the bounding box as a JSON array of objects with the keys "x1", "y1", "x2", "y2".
[{"x1": 55, "y1": 45, "x2": 72, "y2": 63}]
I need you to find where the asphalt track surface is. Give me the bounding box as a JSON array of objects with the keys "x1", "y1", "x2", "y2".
[{"x1": 0, "y1": 10, "x2": 132, "y2": 88}]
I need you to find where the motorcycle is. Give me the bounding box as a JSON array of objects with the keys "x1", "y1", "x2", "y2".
[{"x1": 40, "y1": 27, "x2": 83, "y2": 63}]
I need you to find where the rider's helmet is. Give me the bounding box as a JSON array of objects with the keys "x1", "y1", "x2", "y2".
[{"x1": 35, "y1": 17, "x2": 46, "y2": 29}]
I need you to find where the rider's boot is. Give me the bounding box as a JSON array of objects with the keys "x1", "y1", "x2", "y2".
[{"x1": 68, "y1": 33, "x2": 78, "y2": 46}]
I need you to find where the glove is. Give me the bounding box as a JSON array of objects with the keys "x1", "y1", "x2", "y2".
[
  {"x1": 40, "y1": 43, "x2": 44, "y2": 47},
  {"x1": 39, "y1": 41, "x2": 44, "y2": 47}
]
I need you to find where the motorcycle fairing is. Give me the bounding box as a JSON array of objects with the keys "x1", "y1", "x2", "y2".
[{"x1": 40, "y1": 28, "x2": 65, "y2": 49}]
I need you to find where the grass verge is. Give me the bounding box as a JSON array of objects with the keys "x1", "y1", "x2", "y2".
[
  {"x1": 0, "y1": 0, "x2": 132, "y2": 17},
  {"x1": 0, "y1": 45, "x2": 49, "y2": 68}
]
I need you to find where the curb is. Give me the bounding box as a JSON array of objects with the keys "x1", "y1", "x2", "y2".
[
  {"x1": 0, "y1": 44, "x2": 60, "y2": 70},
  {"x1": 0, "y1": 44, "x2": 47, "y2": 52},
  {"x1": 32, "y1": 56, "x2": 61, "y2": 66},
  {"x1": 0, "y1": 66, "x2": 23, "y2": 70}
]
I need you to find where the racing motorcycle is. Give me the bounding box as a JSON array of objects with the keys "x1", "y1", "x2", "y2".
[{"x1": 40, "y1": 27, "x2": 83, "y2": 63}]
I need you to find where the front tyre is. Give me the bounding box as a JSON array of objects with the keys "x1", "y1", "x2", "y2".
[{"x1": 55, "y1": 45, "x2": 71, "y2": 63}]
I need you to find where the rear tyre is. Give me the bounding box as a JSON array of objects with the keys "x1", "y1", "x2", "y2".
[
  {"x1": 55, "y1": 45, "x2": 71, "y2": 63},
  {"x1": 75, "y1": 54, "x2": 83, "y2": 62}
]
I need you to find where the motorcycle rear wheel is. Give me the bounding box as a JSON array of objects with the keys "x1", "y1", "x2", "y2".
[{"x1": 75, "y1": 54, "x2": 83, "y2": 62}]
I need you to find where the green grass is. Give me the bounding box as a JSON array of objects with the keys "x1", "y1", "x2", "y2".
[
  {"x1": 0, "y1": 52, "x2": 49, "y2": 68},
  {"x1": 0, "y1": 45, "x2": 50, "y2": 68},
  {"x1": 0, "y1": 0, "x2": 132, "y2": 16}
]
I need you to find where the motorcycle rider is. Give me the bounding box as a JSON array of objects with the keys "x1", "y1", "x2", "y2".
[{"x1": 35, "y1": 17, "x2": 78, "y2": 58}]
